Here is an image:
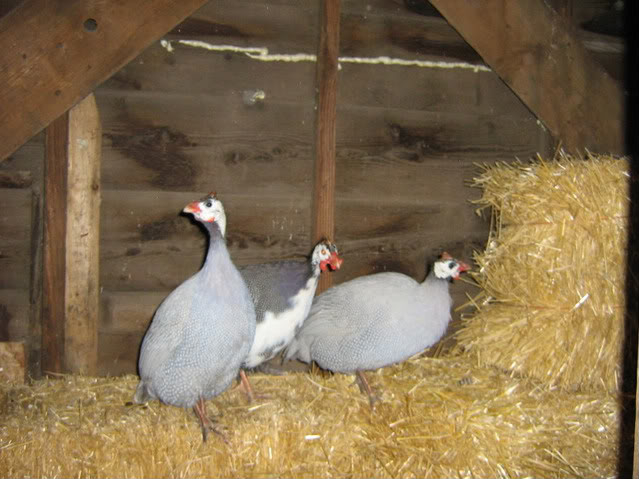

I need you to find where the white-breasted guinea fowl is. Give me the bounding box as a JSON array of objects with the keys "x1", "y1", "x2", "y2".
[
  {"x1": 237, "y1": 240, "x2": 342, "y2": 400},
  {"x1": 133, "y1": 193, "x2": 256, "y2": 442},
  {"x1": 284, "y1": 252, "x2": 469, "y2": 406}
]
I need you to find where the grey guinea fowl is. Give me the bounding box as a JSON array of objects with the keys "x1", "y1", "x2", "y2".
[
  {"x1": 237, "y1": 240, "x2": 343, "y2": 399},
  {"x1": 284, "y1": 252, "x2": 469, "y2": 406},
  {"x1": 133, "y1": 193, "x2": 256, "y2": 441}
]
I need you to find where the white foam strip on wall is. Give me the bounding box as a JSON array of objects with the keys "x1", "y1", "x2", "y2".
[{"x1": 160, "y1": 39, "x2": 491, "y2": 73}]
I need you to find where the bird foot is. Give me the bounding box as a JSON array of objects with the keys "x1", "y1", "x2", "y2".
[
  {"x1": 193, "y1": 399, "x2": 228, "y2": 444},
  {"x1": 237, "y1": 370, "x2": 271, "y2": 403}
]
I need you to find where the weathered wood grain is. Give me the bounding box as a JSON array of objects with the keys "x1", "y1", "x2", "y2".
[
  {"x1": 0, "y1": 289, "x2": 29, "y2": 342},
  {"x1": 170, "y1": 0, "x2": 319, "y2": 53},
  {"x1": 100, "y1": 189, "x2": 312, "y2": 291},
  {"x1": 101, "y1": 291, "x2": 166, "y2": 334},
  {"x1": 43, "y1": 111, "x2": 69, "y2": 375},
  {"x1": 0, "y1": 171, "x2": 32, "y2": 189},
  {"x1": 29, "y1": 187, "x2": 43, "y2": 379},
  {"x1": 103, "y1": 42, "x2": 519, "y2": 115},
  {"x1": 63, "y1": 94, "x2": 101, "y2": 376},
  {"x1": 0, "y1": 0, "x2": 210, "y2": 161},
  {"x1": 0, "y1": 188, "x2": 31, "y2": 290},
  {"x1": 313, "y1": 0, "x2": 341, "y2": 294},
  {"x1": 428, "y1": 0, "x2": 624, "y2": 154},
  {"x1": 98, "y1": 331, "x2": 143, "y2": 377},
  {"x1": 42, "y1": 94, "x2": 102, "y2": 376},
  {"x1": 103, "y1": 44, "x2": 316, "y2": 103},
  {"x1": 94, "y1": 88, "x2": 543, "y2": 191}
]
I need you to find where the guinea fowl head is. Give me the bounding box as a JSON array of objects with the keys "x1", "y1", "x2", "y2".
[
  {"x1": 183, "y1": 192, "x2": 227, "y2": 236},
  {"x1": 312, "y1": 239, "x2": 343, "y2": 273},
  {"x1": 432, "y1": 252, "x2": 470, "y2": 281}
]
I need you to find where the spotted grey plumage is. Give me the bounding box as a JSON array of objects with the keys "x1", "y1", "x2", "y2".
[
  {"x1": 134, "y1": 193, "x2": 256, "y2": 441},
  {"x1": 285, "y1": 252, "x2": 469, "y2": 405}
]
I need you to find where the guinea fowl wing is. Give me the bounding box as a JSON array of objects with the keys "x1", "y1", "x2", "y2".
[
  {"x1": 240, "y1": 260, "x2": 310, "y2": 317},
  {"x1": 286, "y1": 272, "x2": 427, "y2": 371}
]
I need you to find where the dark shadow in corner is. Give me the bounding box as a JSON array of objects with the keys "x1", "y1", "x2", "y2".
[{"x1": 618, "y1": 1, "x2": 639, "y2": 476}]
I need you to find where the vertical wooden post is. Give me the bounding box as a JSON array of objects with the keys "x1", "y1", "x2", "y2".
[
  {"x1": 29, "y1": 188, "x2": 44, "y2": 379},
  {"x1": 312, "y1": 0, "x2": 341, "y2": 294},
  {"x1": 43, "y1": 93, "x2": 101, "y2": 376},
  {"x1": 43, "y1": 113, "x2": 69, "y2": 374}
]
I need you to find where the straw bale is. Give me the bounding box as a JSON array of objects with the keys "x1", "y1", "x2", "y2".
[
  {"x1": 455, "y1": 152, "x2": 628, "y2": 392},
  {"x1": 0, "y1": 356, "x2": 619, "y2": 478}
]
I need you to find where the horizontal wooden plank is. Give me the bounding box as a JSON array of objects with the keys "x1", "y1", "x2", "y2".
[
  {"x1": 334, "y1": 106, "x2": 544, "y2": 160},
  {"x1": 101, "y1": 291, "x2": 166, "y2": 334},
  {"x1": 170, "y1": 0, "x2": 319, "y2": 53},
  {"x1": 0, "y1": 189, "x2": 31, "y2": 289},
  {"x1": 167, "y1": 0, "x2": 478, "y2": 63},
  {"x1": 98, "y1": 330, "x2": 142, "y2": 377},
  {"x1": 95, "y1": 88, "x2": 315, "y2": 144},
  {"x1": 103, "y1": 44, "x2": 317, "y2": 104},
  {"x1": 102, "y1": 41, "x2": 529, "y2": 117},
  {"x1": 95, "y1": 89, "x2": 543, "y2": 192},
  {"x1": 99, "y1": 135, "x2": 314, "y2": 195},
  {"x1": 0, "y1": 289, "x2": 29, "y2": 342}
]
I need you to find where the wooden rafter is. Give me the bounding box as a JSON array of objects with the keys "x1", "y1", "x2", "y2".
[
  {"x1": 428, "y1": 0, "x2": 624, "y2": 155},
  {"x1": 0, "y1": 0, "x2": 209, "y2": 162}
]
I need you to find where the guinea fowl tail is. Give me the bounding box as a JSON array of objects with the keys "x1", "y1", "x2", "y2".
[
  {"x1": 284, "y1": 337, "x2": 311, "y2": 364},
  {"x1": 133, "y1": 380, "x2": 150, "y2": 404}
]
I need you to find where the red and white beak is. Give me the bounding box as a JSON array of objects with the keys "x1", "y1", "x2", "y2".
[
  {"x1": 320, "y1": 251, "x2": 343, "y2": 272},
  {"x1": 183, "y1": 201, "x2": 201, "y2": 214}
]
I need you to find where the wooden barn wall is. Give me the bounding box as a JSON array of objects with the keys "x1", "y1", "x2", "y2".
[{"x1": 0, "y1": 0, "x2": 622, "y2": 377}]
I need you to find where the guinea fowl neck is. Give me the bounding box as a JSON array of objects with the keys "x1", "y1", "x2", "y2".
[
  {"x1": 423, "y1": 267, "x2": 450, "y2": 290},
  {"x1": 200, "y1": 221, "x2": 233, "y2": 278}
]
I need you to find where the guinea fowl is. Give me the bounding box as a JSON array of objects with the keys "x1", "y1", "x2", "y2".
[
  {"x1": 285, "y1": 252, "x2": 469, "y2": 406},
  {"x1": 238, "y1": 240, "x2": 343, "y2": 400},
  {"x1": 134, "y1": 193, "x2": 256, "y2": 441}
]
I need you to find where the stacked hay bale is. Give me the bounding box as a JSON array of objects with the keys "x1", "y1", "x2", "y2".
[
  {"x1": 455, "y1": 152, "x2": 628, "y2": 392},
  {"x1": 0, "y1": 362, "x2": 619, "y2": 478},
  {"x1": 0, "y1": 152, "x2": 627, "y2": 478}
]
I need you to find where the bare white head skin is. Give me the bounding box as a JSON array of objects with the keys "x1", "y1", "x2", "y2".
[
  {"x1": 183, "y1": 193, "x2": 227, "y2": 236},
  {"x1": 311, "y1": 240, "x2": 343, "y2": 274},
  {"x1": 433, "y1": 252, "x2": 470, "y2": 281}
]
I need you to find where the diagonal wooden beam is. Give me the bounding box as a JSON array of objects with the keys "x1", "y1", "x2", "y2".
[
  {"x1": 0, "y1": 0, "x2": 209, "y2": 162},
  {"x1": 428, "y1": 0, "x2": 624, "y2": 155}
]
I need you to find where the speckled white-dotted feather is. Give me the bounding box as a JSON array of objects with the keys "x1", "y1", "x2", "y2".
[{"x1": 285, "y1": 256, "x2": 466, "y2": 373}]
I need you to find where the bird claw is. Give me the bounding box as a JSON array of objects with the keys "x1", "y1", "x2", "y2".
[
  {"x1": 202, "y1": 421, "x2": 229, "y2": 445},
  {"x1": 354, "y1": 371, "x2": 380, "y2": 408}
]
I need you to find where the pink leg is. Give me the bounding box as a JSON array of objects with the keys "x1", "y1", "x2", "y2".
[
  {"x1": 239, "y1": 369, "x2": 256, "y2": 403},
  {"x1": 192, "y1": 397, "x2": 227, "y2": 443}
]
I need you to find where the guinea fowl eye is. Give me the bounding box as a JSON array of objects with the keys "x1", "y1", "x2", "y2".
[
  {"x1": 448, "y1": 261, "x2": 456, "y2": 269},
  {"x1": 205, "y1": 201, "x2": 213, "y2": 208},
  {"x1": 321, "y1": 249, "x2": 327, "y2": 256}
]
